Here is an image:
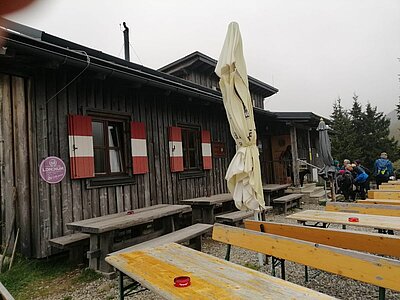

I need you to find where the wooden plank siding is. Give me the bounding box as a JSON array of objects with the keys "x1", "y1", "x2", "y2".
[{"x1": 0, "y1": 68, "x2": 235, "y2": 258}]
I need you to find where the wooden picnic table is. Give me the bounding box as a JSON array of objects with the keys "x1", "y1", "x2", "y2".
[
  {"x1": 263, "y1": 184, "x2": 291, "y2": 206},
  {"x1": 67, "y1": 204, "x2": 191, "y2": 273},
  {"x1": 180, "y1": 193, "x2": 234, "y2": 224},
  {"x1": 287, "y1": 210, "x2": 400, "y2": 232},
  {"x1": 106, "y1": 243, "x2": 336, "y2": 300}
]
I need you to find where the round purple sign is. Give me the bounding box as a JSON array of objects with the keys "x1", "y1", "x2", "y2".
[{"x1": 39, "y1": 156, "x2": 66, "y2": 184}]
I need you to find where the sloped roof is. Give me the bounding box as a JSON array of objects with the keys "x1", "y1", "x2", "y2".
[{"x1": 159, "y1": 51, "x2": 279, "y2": 98}]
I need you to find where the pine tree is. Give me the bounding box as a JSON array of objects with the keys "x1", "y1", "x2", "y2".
[
  {"x1": 348, "y1": 94, "x2": 364, "y2": 160},
  {"x1": 330, "y1": 98, "x2": 354, "y2": 163}
]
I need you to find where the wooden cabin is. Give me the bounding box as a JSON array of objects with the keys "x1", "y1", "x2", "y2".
[
  {"x1": 0, "y1": 19, "x2": 279, "y2": 258},
  {"x1": 0, "y1": 19, "x2": 325, "y2": 258}
]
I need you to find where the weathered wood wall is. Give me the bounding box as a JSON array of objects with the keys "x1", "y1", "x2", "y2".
[
  {"x1": 185, "y1": 71, "x2": 265, "y2": 109},
  {"x1": 0, "y1": 67, "x2": 235, "y2": 258}
]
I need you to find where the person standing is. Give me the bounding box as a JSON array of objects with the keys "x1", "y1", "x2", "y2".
[{"x1": 373, "y1": 152, "x2": 394, "y2": 188}]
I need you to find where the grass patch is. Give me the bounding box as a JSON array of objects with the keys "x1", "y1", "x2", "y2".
[
  {"x1": 0, "y1": 254, "x2": 74, "y2": 299},
  {"x1": 243, "y1": 262, "x2": 261, "y2": 271},
  {"x1": 73, "y1": 268, "x2": 102, "y2": 283}
]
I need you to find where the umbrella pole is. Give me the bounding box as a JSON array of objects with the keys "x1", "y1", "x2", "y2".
[{"x1": 254, "y1": 212, "x2": 265, "y2": 266}]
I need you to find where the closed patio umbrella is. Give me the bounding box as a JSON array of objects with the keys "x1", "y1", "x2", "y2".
[
  {"x1": 215, "y1": 22, "x2": 265, "y2": 212},
  {"x1": 317, "y1": 118, "x2": 336, "y2": 201}
]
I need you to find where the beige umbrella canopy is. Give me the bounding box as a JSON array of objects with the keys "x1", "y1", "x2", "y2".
[{"x1": 215, "y1": 22, "x2": 264, "y2": 211}]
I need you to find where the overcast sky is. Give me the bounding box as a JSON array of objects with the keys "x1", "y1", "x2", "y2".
[{"x1": 5, "y1": 0, "x2": 400, "y2": 118}]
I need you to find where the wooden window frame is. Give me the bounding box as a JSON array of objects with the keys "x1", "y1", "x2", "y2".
[
  {"x1": 85, "y1": 109, "x2": 135, "y2": 189},
  {"x1": 177, "y1": 123, "x2": 205, "y2": 179}
]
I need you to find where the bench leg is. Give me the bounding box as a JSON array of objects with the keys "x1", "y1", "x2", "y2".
[
  {"x1": 88, "y1": 235, "x2": 99, "y2": 270},
  {"x1": 305, "y1": 266, "x2": 309, "y2": 283},
  {"x1": 203, "y1": 206, "x2": 215, "y2": 224},
  {"x1": 191, "y1": 206, "x2": 203, "y2": 224},
  {"x1": 189, "y1": 236, "x2": 202, "y2": 251},
  {"x1": 69, "y1": 245, "x2": 85, "y2": 264},
  {"x1": 119, "y1": 271, "x2": 125, "y2": 300},
  {"x1": 379, "y1": 287, "x2": 385, "y2": 300},
  {"x1": 225, "y1": 244, "x2": 231, "y2": 261},
  {"x1": 99, "y1": 232, "x2": 115, "y2": 273}
]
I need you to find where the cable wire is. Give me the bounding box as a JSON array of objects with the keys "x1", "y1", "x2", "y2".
[{"x1": 46, "y1": 50, "x2": 91, "y2": 103}]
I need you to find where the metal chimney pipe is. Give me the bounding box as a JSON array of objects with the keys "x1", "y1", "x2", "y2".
[{"x1": 122, "y1": 22, "x2": 130, "y2": 62}]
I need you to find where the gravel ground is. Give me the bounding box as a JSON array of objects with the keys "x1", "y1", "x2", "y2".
[{"x1": 41, "y1": 203, "x2": 400, "y2": 300}]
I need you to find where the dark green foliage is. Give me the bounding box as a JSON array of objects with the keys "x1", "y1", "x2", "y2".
[{"x1": 331, "y1": 96, "x2": 399, "y2": 171}]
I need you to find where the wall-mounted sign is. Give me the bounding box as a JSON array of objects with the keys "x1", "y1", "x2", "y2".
[
  {"x1": 39, "y1": 156, "x2": 66, "y2": 184},
  {"x1": 212, "y1": 142, "x2": 226, "y2": 158}
]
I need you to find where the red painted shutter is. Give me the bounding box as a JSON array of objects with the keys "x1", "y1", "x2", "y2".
[
  {"x1": 131, "y1": 122, "x2": 148, "y2": 174},
  {"x1": 201, "y1": 130, "x2": 212, "y2": 170},
  {"x1": 68, "y1": 115, "x2": 95, "y2": 179},
  {"x1": 168, "y1": 127, "x2": 184, "y2": 172}
]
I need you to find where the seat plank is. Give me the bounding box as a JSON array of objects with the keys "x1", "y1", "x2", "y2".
[
  {"x1": 273, "y1": 194, "x2": 302, "y2": 203},
  {"x1": 368, "y1": 190, "x2": 400, "y2": 200},
  {"x1": 212, "y1": 224, "x2": 400, "y2": 292},
  {"x1": 356, "y1": 199, "x2": 400, "y2": 205},
  {"x1": 112, "y1": 223, "x2": 212, "y2": 254},
  {"x1": 325, "y1": 202, "x2": 400, "y2": 217},
  {"x1": 180, "y1": 193, "x2": 233, "y2": 205},
  {"x1": 216, "y1": 210, "x2": 255, "y2": 223},
  {"x1": 244, "y1": 220, "x2": 400, "y2": 258},
  {"x1": 106, "y1": 243, "x2": 336, "y2": 299},
  {"x1": 0, "y1": 282, "x2": 14, "y2": 300},
  {"x1": 49, "y1": 233, "x2": 90, "y2": 249}
]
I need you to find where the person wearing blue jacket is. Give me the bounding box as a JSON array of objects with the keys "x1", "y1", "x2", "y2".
[
  {"x1": 373, "y1": 152, "x2": 394, "y2": 188},
  {"x1": 347, "y1": 164, "x2": 368, "y2": 200}
]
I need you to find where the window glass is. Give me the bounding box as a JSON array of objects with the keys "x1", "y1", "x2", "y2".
[
  {"x1": 92, "y1": 119, "x2": 125, "y2": 176},
  {"x1": 94, "y1": 148, "x2": 105, "y2": 173},
  {"x1": 92, "y1": 121, "x2": 104, "y2": 146},
  {"x1": 181, "y1": 125, "x2": 201, "y2": 171}
]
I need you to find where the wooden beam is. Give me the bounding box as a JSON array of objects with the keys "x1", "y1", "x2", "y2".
[
  {"x1": 379, "y1": 184, "x2": 400, "y2": 190},
  {"x1": 325, "y1": 202, "x2": 400, "y2": 217},
  {"x1": 356, "y1": 199, "x2": 400, "y2": 205},
  {"x1": 290, "y1": 125, "x2": 300, "y2": 187},
  {"x1": 368, "y1": 190, "x2": 400, "y2": 200},
  {"x1": 244, "y1": 220, "x2": 400, "y2": 258},
  {"x1": 212, "y1": 223, "x2": 400, "y2": 291}
]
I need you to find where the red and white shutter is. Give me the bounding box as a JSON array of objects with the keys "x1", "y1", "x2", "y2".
[
  {"x1": 168, "y1": 127, "x2": 184, "y2": 172},
  {"x1": 131, "y1": 122, "x2": 148, "y2": 174},
  {"x1": 201, "y1": 130, "x2": 212, "y2": 170},
  {"x1": 68, "y1": 115, "x2": 95, "y2": 179}
]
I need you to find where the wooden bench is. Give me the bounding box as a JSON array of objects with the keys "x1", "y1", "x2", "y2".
[
  {"x1": 244, "y1": 220, "x2": 400, "y2": 258},
  {"x1": 213, "y1": 223, "x2": 400, "y2": 299},
  {"x1": 379, "y1": 184, "x2": 400, "y2": 190},
  {"x1": 357, "y1": 199, "x2": 400, "y2": 205},
  {"x1": 273, "y1": 194, "x2": 302, "y2": 213},
  {"x1": 0, "y1": 282, "x2": 14, "y2": 300},
  {"x1": 368, "y1": 189, "x2": 400, "y2": 200},
  {"x1": 111, "y1": 223, "x2": 213, "y2": 254},
  {"x1": 325, "y1": 202, "x2": 400, "y2": 217},
  {"x1": 49, "y1": 232, "x2": 90, "y2": 263}
]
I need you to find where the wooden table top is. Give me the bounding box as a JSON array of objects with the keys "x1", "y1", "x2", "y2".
[
  {"x1": 357, "y1": 199, "x2": 400, "y2": 205},
  {"x1": 66, "y1": 204, "x2": 191, "y2": 234},
  {"x1": 287, "y1": 210, "x2": 400, "y2": 231},
  {"x1": 106, "y1": 243, "x2": 336, "y2": 300},
  {"x1": 263, "y1": 184, "x2": 291, "y2": 192},
  {"x1": 180, "y1": 193, "x2": 233, "y2": 205}
]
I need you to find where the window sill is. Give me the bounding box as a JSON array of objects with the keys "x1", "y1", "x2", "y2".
[
  {"x1": 86, "y1": 175, "x2": 136, "y2": 189},
  {"x1": 178, "y1": 170, "x2": 205, "y2": 180}
]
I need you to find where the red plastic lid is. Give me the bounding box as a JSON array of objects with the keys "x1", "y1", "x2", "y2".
[
  {"x1": 174, "y1": 276, "x2": 191, "y2": 287},
  {"x1": 126, "y1": 210, "x2": 134, "y2": 215},
  {"x1": 348, "y1": 217, "x2": 359, "y2": 222}
]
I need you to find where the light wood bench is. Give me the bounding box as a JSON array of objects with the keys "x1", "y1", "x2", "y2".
[
  {"x1": 111, "y1": 223, "x2": 213, "y2": 255},
  {"x1": 368, "y1": 190, "x2": 400, "y2": 200},
  {"x1": 49, "y1": 232, "x2": 90, "y2": 263},
  {"x1": 356, "y1": 199, "x2": 400, "y2": 205},
  {"x1": 213, "y1": 223, "x2": 400, "y2": 299},
  {"x1": 273, "y1": 194, "x2": 302, "y2": 213},
  {"x1": 244, "y1": 220, "x2": 400, "y2": 258},
  {"x1": 379, "y1": 184, "x2": 400, "y2": 190},
  {"x1": 0, "y1": 282, "x2": 14, "y2": 300},
  {"x1": 325, "y1": 202, "x2": 400, "y2": 217}
]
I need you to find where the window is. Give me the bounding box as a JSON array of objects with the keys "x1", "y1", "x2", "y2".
[
  {"x1": 181, "y1": 126, "x2": 201, "y2": 171},
  {"x1": 92, "y1": 118, "x2": 126, "y2": 176}
]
